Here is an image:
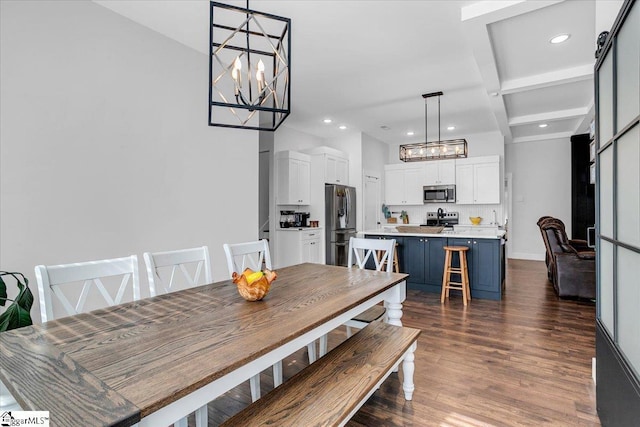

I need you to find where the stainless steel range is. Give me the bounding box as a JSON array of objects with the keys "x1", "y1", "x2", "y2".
[{"x1": 422, "y1": 210, "x2": 459, "y2": 229}]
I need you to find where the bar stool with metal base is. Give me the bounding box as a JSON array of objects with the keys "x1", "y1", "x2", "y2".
[{"x1": 441, "y1": 246, "x2": 471, "y2": 305}]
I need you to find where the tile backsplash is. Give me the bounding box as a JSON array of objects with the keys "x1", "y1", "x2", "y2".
[{"x1": 385, "y1": 204, "x2": 505, "y2": 227}]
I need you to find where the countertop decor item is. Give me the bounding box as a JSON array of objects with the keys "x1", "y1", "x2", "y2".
[
  {"x1": 209, "y1": 1, "x2": 290, "y2": 130},
  {"x1": 469, "y1": 217, "x2": 482, "y2": 225},
  {"x1": 0, "y1": 271, "x2": 33, "y2": 332},
  {"x1": 396, "y1": 226, "x2": 444, "y2": 234},
  {"x1": 382, "y1": 204, "x2": 391, "y2": 219},
  {"x1": 232, "y1": 268, "x2": 277, "y2": 301},
  {"x1": 401, "y1": 211, "x2": 409, "y2": 224},
  {"x1": 399, "y1": 91, "x2": 468, "y2": 162}
]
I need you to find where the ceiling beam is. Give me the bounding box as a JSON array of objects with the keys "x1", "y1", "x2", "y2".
[
  {"x1": 500, "y1": 64, "x2": 594, "y2": 95},
  {"x1": 511, "y1": 131, "x2": 573, "y2": 144},
  {"x1": 461, "y1": 0, "x2": 565, "y2": 144},
  {"x1": 509, "y1": 106, "x2": 591, "y2": 126},
  {"x1": 461, "y1": 1, "x2": 563, "y2": 24}
]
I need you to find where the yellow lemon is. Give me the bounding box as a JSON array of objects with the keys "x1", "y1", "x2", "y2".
[{"x1": 245, "y1": 271, "x2": 264, "y2": 284}]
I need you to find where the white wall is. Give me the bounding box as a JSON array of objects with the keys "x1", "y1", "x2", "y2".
[
  {"x1": 505, "y1": 138, "x2": 572, "y2": 260},
  {"x1": 362, "y1": 132, "x2": 388, "y2": 178},
  {"x1": 274, "y1": 125, "x2": 324, "y2": 152},
  {"x1": 0, "y1": 1, "x2": 259, "y2": 321}
]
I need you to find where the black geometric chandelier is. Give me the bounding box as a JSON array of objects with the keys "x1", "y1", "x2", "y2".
[
  {"x1": 400, "y1": 91, "x2": 467, "y2": 162},
  {"x1": 209, "y1": 1, "x2": 291, "y2": 131}
]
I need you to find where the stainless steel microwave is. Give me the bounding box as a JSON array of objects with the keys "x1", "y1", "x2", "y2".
[{"x1": 423, "y1": 185, "x2": 456, "y2": 203}]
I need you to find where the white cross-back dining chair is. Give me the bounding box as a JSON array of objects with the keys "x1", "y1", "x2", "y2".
[
  {"x1": 318, "y1": 237, "x2": 396, "y2": 357},
  {"x1": 345, "y1": 237, "x2": 395, "y2": 335},
  {"x1": 223, "y1": 239, "x2": 272, "y2": 275},
  {"x1": 143, "y1": 246, "x2": 212, "y2": 427},
  {"x1": 6, "y1": 256, "x2": 142, "y2": 414},
  {"x1": 144, "y1": 246, "x2": 212, "y2": 297},
  {"x1": 223, "y1": 239, "x2": 317, "y2": 399},
  {"x1": 35, "y1": 255, "x2": 141, "y2": 323}
]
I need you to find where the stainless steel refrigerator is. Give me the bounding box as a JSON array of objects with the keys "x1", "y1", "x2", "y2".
[{"x1": 325, "y1": 184, "x2": 357, "y2": 266}]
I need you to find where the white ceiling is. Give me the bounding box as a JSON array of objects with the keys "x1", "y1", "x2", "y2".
[{"x1": 93, "y1": 0, "x2": 621, "y2": 145}]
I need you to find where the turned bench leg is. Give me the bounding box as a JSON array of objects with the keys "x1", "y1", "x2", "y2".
[{"x1": 402, "y1": 342, "x2": 417, "y2": 400}]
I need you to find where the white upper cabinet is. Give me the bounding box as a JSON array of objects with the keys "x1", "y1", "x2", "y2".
[
  {"x1": 424, "y1": 160, "x2": 455, "y2": 185},
  {"x1": 325, "y1": 154, "x2": 349, "y2": 185},
  {"x1": 455, "y1": 156, "x2": 500, "y2": 204},
  {"x1": 384, "y1": 164, "x2": 425, "y2": 205},
  {"x1": 306, "y1": 146, "x2": 349, "y2": 185},
  {"x1": 455, "y1": 163, "x2": 474, "y2": 204},
  {"x1": 276, "y1": 151, "x2": 311, "y2": 205}
]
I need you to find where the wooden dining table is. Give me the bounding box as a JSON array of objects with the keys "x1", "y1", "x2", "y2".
[{"x1": 0, "y1": 263, "x2": 410, "y2": 427}]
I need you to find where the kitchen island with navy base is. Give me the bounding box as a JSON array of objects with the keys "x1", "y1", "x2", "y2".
[{"x1": 362, "y1": 227, "x2": 506, "y2": 300}]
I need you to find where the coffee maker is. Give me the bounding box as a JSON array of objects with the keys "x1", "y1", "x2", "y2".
[
  {"x1": 294, "y1": 212, "x2": 310, "y2": 228},
  {"x1": 280, "y1": 211, "x2": 310, "y2": 228}
]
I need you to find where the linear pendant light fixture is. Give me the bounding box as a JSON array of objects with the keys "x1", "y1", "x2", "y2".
[
  {"x1": 399, "y1": 92, "x2": 467, "y2": 162},
  {"x1": 209, "y1": 1, "x2": 291, "y2": 130}
]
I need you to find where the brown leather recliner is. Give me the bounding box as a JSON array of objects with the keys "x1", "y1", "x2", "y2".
[{"x1": 537, "y1": 217, "x2": 595, "y2": 299}]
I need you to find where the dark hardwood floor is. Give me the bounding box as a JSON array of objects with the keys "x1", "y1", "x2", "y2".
[{"x1": 203, "y1": 259, "x2": 599, "y2": 426}]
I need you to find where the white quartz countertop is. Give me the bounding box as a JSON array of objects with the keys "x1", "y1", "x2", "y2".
[{"x1": 360, "y1": 225, "x2": 506, "y2": 240}]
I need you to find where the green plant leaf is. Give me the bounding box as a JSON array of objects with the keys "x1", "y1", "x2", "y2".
[
  {"x1": 0, "y1": 275, "x2": 7, "y2": 307},
  {"x1": 0, "y1": 303, "x2": 32, "y2": 332},
  {"x1": 14, "y1": 284, "x2": 34, "y2": 316},
  {"x1": 0, "y1": 271, "x2": 34, "y2": 331}
]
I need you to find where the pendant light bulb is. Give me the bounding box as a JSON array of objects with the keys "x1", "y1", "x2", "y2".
[
  {"x1": 232, "y1": 56, "x2": 242, "y2": 87},
  {"x1": 256, "y1": 59, "x2": 265, "y2": 92}
]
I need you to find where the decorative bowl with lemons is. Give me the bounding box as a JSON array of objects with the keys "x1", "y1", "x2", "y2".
[
  {"x1": 469, "y1": 216, "x2": 482, "y2": 225},
  {"x1": 232, "y1": 268, "x2": 277, "y2": 301}
]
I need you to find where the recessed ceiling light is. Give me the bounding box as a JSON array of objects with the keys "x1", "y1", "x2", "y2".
[
  {"x1": 550, "y1": 33, "x2": 570, "y2": 44},
  {"x1": 339, "y1": 125, "x2": 347, "y2": 130},
  {"x1": 490, "y1": 92, "x2": 499, "y2": 97},
  {"x1": 406, "y1": 131, "x2": 414, "y2": 136},
  {"x1": 323, "y1": 118, "x2": 332, "y2": 124},
  {"x1": 447, "y1": 126, "x2": 455, "y2": 131},
  {"x1": 539, "y1": 123, "x2": 548, "y2": 128}
]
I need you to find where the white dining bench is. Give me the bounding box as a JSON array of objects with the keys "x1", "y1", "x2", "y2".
[{"x1": 220, "y1": 321, "x2": 420, "y2": 427}]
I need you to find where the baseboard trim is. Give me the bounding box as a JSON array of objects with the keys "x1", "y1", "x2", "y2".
[{"x1": 508, "y1": 252, "x2": 545, "y2": 261}]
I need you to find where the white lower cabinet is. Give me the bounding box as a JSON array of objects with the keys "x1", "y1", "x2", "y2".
[
  {"x1": 301, "y1": 232, "x2": 322, "y2": 263},
  {"x1": 277, "y1": 229, "x2": 322, "y2": 268}
]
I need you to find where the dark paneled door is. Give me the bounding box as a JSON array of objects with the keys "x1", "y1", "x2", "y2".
[{"x1": 571, "y1": 133, "x2": 595, "y2": 241}]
